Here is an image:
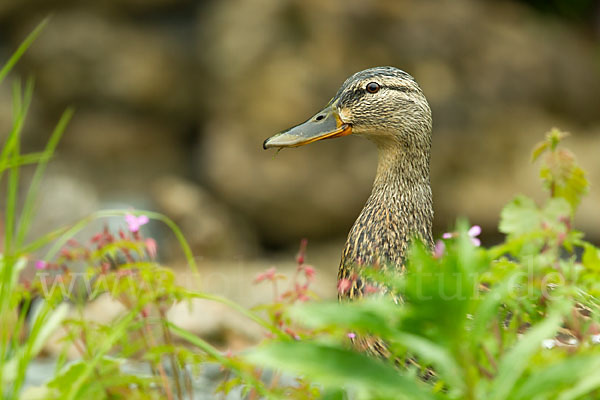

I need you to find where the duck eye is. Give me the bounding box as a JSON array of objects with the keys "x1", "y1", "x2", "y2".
[{"x1": 366, "y1": 82, "x2": 380, "y2": 93}]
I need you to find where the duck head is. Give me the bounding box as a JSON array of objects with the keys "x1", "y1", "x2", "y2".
[{"x1": 263, "y1": 66, "x2": 432, "y2": 151}]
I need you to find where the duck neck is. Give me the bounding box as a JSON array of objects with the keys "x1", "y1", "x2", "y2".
[{"x1": 341, "y1": 140, "x2": 433, "y2": 272}]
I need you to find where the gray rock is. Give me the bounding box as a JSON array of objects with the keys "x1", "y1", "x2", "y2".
[
  {"x1": 152, "y1": 175, "x2": 260, "y2": 259},
  {"x1": 197, "y1": 0, "x2": 600, "y2": 244}
]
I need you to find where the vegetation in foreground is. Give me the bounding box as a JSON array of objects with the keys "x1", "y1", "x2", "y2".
[{"x1": 1, "y1": 21, "x2": 600, "y2": 400}]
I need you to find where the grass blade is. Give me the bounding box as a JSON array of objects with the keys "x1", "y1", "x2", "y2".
[
  {"x1": 16, "y1": 108, "x2": 74, "y2": 247},
  {"x1": 187, "y1": 292, "x2": 288, "y2": 340},
  {"x1": 0, "y1": 18, "x2": 48, "y2": 84}
]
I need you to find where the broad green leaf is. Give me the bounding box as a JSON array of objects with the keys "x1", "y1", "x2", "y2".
[
  {"x1": 499, "y1": 195, "x2": 540, "y2": 236},
  {"x1": 245, "y1": 341, "x2": 435, "y2": 400},
  {"x1": 288, "y1": 299, "x2": 399, "y2": 337},
  {"x1": 543, "y1": 197, "x2": 571, "y2": 222}
]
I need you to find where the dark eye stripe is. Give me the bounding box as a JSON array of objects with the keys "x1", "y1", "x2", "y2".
[
  {"x1": 382, "y1": 85, "x2": 417, "y2": 93},
  {"x1": 360, "y1": 85, "x2": 417, "y2": 95},
  {"x1": 337, "y1": 85, "x2": 418, "y2": 104}
]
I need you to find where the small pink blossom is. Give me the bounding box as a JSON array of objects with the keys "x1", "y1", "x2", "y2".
[
  {"x1": 125, "y1": 213, "x2": 149, "y2": 233},
  {"x1": 304, "y1": 265, "x2": 315, "y2": 280},
  {"x1": 468, "y1": 225, "x2": 482, "y2": 247},
  {"x1": 297, "y1": 293, "x2": 310, "y2": 302},
  {"x1": 364, "y1": 284, "x2": 379, "y2": 294},
  {"x1": 285, "y1": 327, "x2": 300, "y2": 340},
  {"x1": 442, "y1": 225, "x2": 482, "y2": 247},
  {"x1": 337, "y1": 278, "x2": 352, "y2": 295},
  {"x1": 347, "y1": 332, "x2": 356, "y2": 339},
  {"x1": 35, "y1": 260, "x2": 47, "y2": 270},
  {"x1": 145, "y1": 238, "x2": 157, "y2": 258},
  {"x1": 254, "y1": 267, "x2": 277, "y2": 283},
  {"x1": 296, "y1": 238, "x2": 308, "y2": 265},
  {"x1": 433, "y1": 240, "x2": 445, "y2": 258}
]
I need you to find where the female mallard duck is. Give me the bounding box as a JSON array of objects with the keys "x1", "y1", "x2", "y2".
[{"x1": 263, "y1": 66, "x2": 433, "y2": 302}]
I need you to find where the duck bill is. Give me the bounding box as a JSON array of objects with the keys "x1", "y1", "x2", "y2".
[{"x1": 263, "y1": 105, "x2": 352, "y2": 149}]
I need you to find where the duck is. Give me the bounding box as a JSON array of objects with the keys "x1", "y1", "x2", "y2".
[{"x1": 263, "y1": 66, "x2": 434, "y2": 307}]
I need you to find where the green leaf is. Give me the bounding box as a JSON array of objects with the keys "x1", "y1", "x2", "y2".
[
  {"x1": 2, "y1": 302, "x2": 69, "y2": 393},
  {"x1": 556, "y1": 164, "x2": 588, "y2": 213},
  {"x1": 543, "y1": 197, "x2": 571, "y2": 220},
  {"x1": 16, "y1": 108, "x2": 74, "y2": 247},
  {"x1": 582, "y1": 243, "x2": 600, "y2": 272},
  {"x1": 0, "y1": 18, "x2": 48, "y2": 84},
  {"x1": 288, "y1": 299, "x2": 399, "y2": 337},
  {"x1": 322, "y1": 388, "x2": 347, "y2": 400},
  {"x1": 531, "y1": 140, "x2": 549, "y2": 162},
  {"x1": 245, "y1": 341, "x2": 435, "y2": 400},
  {"x1": 499, "y1": 195, "x2": 540, "y2": 236}
]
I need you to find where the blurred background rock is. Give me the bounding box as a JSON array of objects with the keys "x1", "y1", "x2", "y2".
[{"x1": 2, "y1": 0, "x2": 600, "y2": 315}]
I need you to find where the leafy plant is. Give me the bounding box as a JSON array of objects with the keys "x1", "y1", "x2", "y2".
[
  {"x1": 0, "y1": 18, "x2": 74, "y2": 399},
  {"x1": 247, "y1": 130, "x2": 600, "y2": 399}
]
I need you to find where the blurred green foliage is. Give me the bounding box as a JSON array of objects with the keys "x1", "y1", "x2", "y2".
[{"x1": 247, "y1": 130, "x2": 600, "y2": 399}]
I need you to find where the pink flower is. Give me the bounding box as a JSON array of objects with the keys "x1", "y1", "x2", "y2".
[
  {"x1": 347, "y1": 332, "x2": 356, "y2": 339},
  {"x1": 125, "y1": 213, "x2": 149, "y2": 233},
  {"x1": 442, "y1": 225, "x2": 482, "y2": 247},
  {"x1": 35, "y1": 260, "x2": 47, "y2": 270},
  {"x1": 254, "y1": 267, "x2": 277, "y2": 283},
  {"x1": 364, "y1": 284, "x2": 379, "y2": 294},
  {"x1": 468, "y1": 225, "x2": 481, "y2": 247},
  {"x1": 297, "y1": 293, "x2": 310, "y2": 302},
  {"x1": 337, "y1": 278, "x2": 352, "y2": 295},
  {"x1": 304, "y1": 265, "x2": 315, "y2": 280},
  {"x1": 285, "y1": 327, "x2": 300, "y2": 340},
  {"x1": 433, "y1": 240, "x2": 445, "y2": 258},
  {"x1": 145, "y1": 238, "x2": 157, "y2": 258},
  {"x1": 296, "y1": 238, "x2": 308, "y2": 265}
]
